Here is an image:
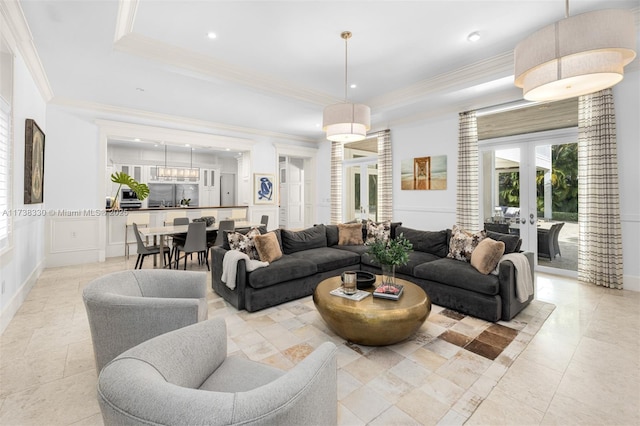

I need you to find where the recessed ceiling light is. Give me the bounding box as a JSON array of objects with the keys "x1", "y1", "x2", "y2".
[
  {"x1": 134, "y1": 138, "x2": 140, "y2": 142},
  {"x1": 350, "y1": 84, "x2": 357, "y2": 89},
  {"x1": 225, "y1": 148, "x2": 230, "y2": 151},
  {"x1": 185, "y1": 144, "x2": 190, "y2": 147},
  {"x1": 207, "y1": 32, "x2": 217, "y2": 39},
  {"x1": 467, "y1": 31, "x2": 481, "y2": 42}
]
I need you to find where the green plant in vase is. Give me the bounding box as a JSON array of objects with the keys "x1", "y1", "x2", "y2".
[
  {"x1": 110, "y1": 172, "x2": 149, "y2": 209},
  {"x1": 365, "y1": 233, "x2": 413, "y2": 287}
]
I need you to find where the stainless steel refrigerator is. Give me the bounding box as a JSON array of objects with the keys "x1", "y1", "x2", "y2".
[{"x1": 148, "y1": 183, "x2": 199, "y2": 208}]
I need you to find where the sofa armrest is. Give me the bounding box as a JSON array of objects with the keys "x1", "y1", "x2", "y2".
[
  {"x1": 211, "y1": 246, "x2": 248, "y2": 310},
  {"x1": 498, "y1": 251, "x2": 535, "y2": 320}
]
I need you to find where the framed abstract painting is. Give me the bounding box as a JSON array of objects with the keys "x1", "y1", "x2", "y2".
[
  {"x1": 24, "y1": 119, "x2": 45, "y2": 204},
  {"x1": 254, "y1": 173, "x2": 275, "y2": 204}
]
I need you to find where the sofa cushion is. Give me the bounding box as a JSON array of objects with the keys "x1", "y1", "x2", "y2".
[
  {"x1": 362, "y1": 250, "x2": 440, "y2": 275},
  {"x1": 447, "y1": 225, "x2": 486, "y2": 262},
  {"x1": 397, "y1": 226, "x2": 449, "y2": 258},
  {"x1": 289, "y1": 247, "x2": 360, "y2": 273},
  {"x1": 486, "y1": 231, "x2": 521, "y2": 254},
  {"x1": 365, "y1": 220, "x2": 391, "y2": 244},
  {"x1": 471, "y1": 238, "x2": 505, "y2": 275},
  {"x1": 414, "y1": 258, "x2": 499, "y2": 296},
  {"x1": 227, "y1": 227, "x2": 262, "y2": 259},
  {"x1": 254, "y1": 232, "x2": 283, "y2": 263},
  {"x1": 334, "y1": 244, "x2": 369, "y2": 256},
  {"x1": 338, "y1": 223, "x2": 364, "y2": 245},
  {"x1": 281, "y1": 225, "x2": 327, "y2": 254},
  {"x1": 247, "y1": 256, "x2": 317, "y2": 289},
  {"x1": 325, "y1": 225, "x2": 339, "y2": 247}
]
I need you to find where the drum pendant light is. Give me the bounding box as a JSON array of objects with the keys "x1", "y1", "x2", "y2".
[
  {"x1": 514, "y1": 0, "x2": 636, "y2": 101},
  {"x1": 323, "y1": 31, "x2": 371, "y2": 142}
]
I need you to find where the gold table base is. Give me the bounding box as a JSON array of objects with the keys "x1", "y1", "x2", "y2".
[{"x1": 313, "y1": 275, "x2": 431, "y2": 346}]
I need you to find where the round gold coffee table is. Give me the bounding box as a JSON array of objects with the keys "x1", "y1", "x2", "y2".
[{"x1": 313, "y1": 275, "x2": 431, "y2": 346}]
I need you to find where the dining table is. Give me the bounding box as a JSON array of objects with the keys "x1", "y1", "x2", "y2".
[{"x1": 138, "y1": 220, "x2": 259, "y2": 268}]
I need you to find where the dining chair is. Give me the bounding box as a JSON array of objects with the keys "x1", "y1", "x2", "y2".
[
  {"x1": 164, "y1": 210, "x2": 187, "y2": 226},
  {"x1": 174, "y1": 221, "x2": 208, "y2": 270},
  {"x1": 260, "y1": 214, "x2": 269, "y2": 228},
  {"x1": 170, "y1": 217, "x2": 190, "y2": 264},
  {"x1": 132, "y1": 223, "x2": 170, "y2": 269},
  {"x1": 125, "y1": 213, "x2": 150, "y2": 259},
  {"x1": 214, "y1": 220, "x2": 235, "y2": 247}
]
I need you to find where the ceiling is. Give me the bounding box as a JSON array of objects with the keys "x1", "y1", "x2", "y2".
[{"x1": 13, "y1": 0, "x2": 640, "y2": 144}]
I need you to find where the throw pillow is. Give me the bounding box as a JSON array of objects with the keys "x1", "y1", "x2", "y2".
[
  {"x1": 471, "y1": 238, "x2": 506, "y2": 274},
  {"x1": 227, "y1": 227, "x2": 261, "y2": 259},
  {"x1": 447, "y1": 224, "x2": 486, "y2": 262},
  {"x1": 280, "y1": 225, "x2": 327, "y2": 254},
  {"x1": 254, "y1": 232, "x2": 283, "y2": 263},
  {"x1": 366, "y1": 220, "x2": 391, "y2": 244},
  {"x1": 338, "y1": 223, "x2": 364, "y2": 245}
]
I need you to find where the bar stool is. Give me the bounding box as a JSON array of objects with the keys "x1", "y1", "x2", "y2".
[{"x1": 125, "y1": 213, "x2": 150, "y2": 259}]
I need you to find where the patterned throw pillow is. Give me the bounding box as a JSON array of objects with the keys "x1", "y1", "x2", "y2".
[
  {"x1": 447, "y1": 224, "x2": 486, "y2": 262},
  {"x1": 366, "y1": 220, "x2": 391, "y2": 244},
  {"x1": 227, "y1": 227, "x2": 261, "y2": 259}
]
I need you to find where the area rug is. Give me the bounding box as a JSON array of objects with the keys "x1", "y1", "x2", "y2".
[{"x1": 211, "y1": 294, "x2": 556, "y2": 425}]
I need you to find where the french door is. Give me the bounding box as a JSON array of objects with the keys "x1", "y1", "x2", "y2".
[
  {"x1": 343, "y1": 158, "x2": 378, "y2": 222},
  {"x1": 479, "y1": 128, "x2": 578, "y2": 274}
]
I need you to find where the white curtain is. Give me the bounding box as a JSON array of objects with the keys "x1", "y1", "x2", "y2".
[
  {"x1": 578, "y1": 88, "x2": 624, "y2": 289},
  {"x1": 457, "y1": 111, "x2": 479, "y2": 230},
  {"x1": 377, "y1": 130, "x2": 393, "y2": 222},
  {"x1": 330, "y1": 141, "x2": 343, "y2": 225}
]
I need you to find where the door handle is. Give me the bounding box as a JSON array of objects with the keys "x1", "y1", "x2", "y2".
[
  {"x1": 521, "y1": 218, "x2": 526, "y2": 224},
  {"x1": 529, "y1": 213, "x2": 535, "y2": 225}
]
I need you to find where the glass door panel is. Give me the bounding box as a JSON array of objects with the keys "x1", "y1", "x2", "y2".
[{"x1": 344, "y1": 160, "x2": 378, "y2": 222}]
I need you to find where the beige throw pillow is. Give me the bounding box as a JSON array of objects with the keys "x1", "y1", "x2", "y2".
[
  {"x1": 338, "y1": 223, "x2": 364, "y2": 245},
  {"x1": 471, "y1": 238, "x2": 506, "y2": 274},
  {"x1": 254, "y1": 232, "x2": 282, "y2": 263}
]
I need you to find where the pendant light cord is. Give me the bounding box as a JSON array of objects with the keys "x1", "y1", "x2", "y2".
[{"x1": 341, "y1": 31, "x2": 352, "y2": 103}]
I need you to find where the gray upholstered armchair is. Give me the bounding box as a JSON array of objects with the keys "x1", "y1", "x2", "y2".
[
  {"x1": 97, "y1": 318, "x2": 338, "y2": 426},
  {"x1": 83, "y1": 269, "x2": 208, "y2": 372}
]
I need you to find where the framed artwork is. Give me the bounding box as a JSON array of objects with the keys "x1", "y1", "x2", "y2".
[
  {"x1": 401, "y1": 155, "x2": 447, "y2": 190},
  {"x1": 254, "y1": 173, "x2": 275, "y2": 204},
  {"x1": 24, "y1": 119, "x2": 45, "y2": 204}
]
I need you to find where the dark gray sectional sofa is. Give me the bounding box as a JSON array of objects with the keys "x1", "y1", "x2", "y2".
[{"x1": 211, "y1": 223, "x2": 534, "y2": 322}]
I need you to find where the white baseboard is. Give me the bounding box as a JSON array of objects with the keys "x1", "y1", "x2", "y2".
[
  {"x1": 624, "y1": 274, "x2": 640, "y2": 292},
  {"x1": 0, "y1": 260, "x2": 44, "y2": 334}
]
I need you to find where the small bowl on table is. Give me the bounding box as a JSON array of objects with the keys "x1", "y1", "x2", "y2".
[{"x1": 341, "y1": 271, "x2": 376, "y2": 289}]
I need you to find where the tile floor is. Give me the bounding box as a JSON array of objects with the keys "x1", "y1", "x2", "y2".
[{"x1": 0, "y1": 257, "x2": 638, "y2": 425}]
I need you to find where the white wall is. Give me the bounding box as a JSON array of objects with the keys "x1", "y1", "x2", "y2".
[{"x1": 0, "y1": 45, "x2": 47, "y2": 333}]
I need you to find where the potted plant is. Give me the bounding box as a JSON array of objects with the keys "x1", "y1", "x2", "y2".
[
  {"x1": 110, "y1": 172, "x2": 149, "y2": 209},
  {"x1": 365, "y1": 233, "x2": 413, "y2": 287}
]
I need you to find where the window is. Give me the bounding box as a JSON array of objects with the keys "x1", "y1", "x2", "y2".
[{"x1": 0, "y1": 37, "x2": 13, "y2": 252}]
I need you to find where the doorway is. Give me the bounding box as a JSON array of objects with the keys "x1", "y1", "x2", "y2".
[
  {"x1": 343, "y1": 159, "x2": 378, "y2": 222},
  {"x1": 480, "y1": 128, "x2": 578, "y2": 275},
  {"x1": 220, "y1": 173, "x2": 236, "y2": 206}
]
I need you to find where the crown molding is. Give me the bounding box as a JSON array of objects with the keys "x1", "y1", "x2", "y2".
[
  {"x1": 95, "y1": 119, "x2": 256, "y2": 151},
  {"x1": 113, "y1": 0, "x2": 138, "y2": 43},
  {"x1": 274, "y1": 143, "x2": 318, "y2": 158},
  {"x1": 369, "y1": 51, "x2": 514, "y2": 111},
  {"x1": 0, "y1": 0, "x2": 53, "y2": 101},
  {"x1": 50, "y1": 97, "x2": 319, "y2": 144}
]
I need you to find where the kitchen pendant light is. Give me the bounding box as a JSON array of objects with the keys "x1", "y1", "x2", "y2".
[
  {"x1": 514, "y1": 0, "x2": 636, "y2": 101},
  {"x1": 156, "y1": 145, "x2": 200, "y2": 180},
  {"x1": 323, "y1": 31, "x2": 371, "y2": 142}
]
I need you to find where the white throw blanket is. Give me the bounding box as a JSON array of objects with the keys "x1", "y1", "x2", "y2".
[
  {"x1": 221, "y1": 250, "x2": 269, "y2": 290},
  {"x1": 498, "y1": 253, "x2": 534, "y2": 303}
]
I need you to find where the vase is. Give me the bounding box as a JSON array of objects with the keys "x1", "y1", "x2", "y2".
[{"x1": 381, "y1": 264, "x2": 395, "y2": 287}]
